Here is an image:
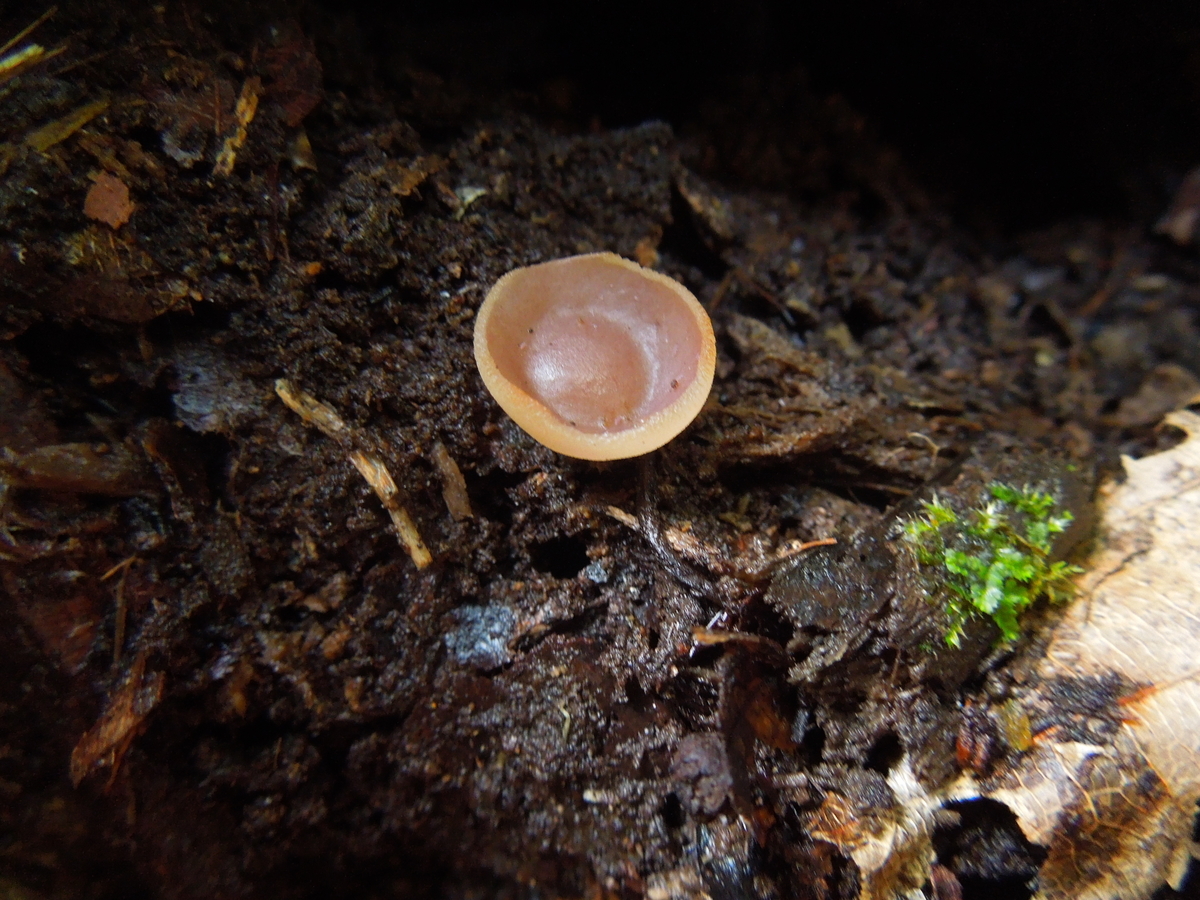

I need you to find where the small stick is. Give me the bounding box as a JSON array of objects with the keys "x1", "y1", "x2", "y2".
[
  {"x1": 741, "y1": 537, "x2": 838, "y2": 582},
  {"x1": 101, "y1": 555, "x2": 138, "y2": 581},
  {"x1": 274, "y1": 379, "x2": 347, "y2": 437},
  {"x1": 607, "y1": 504, "x2": 835, "y2": 583},
  {"x1": 0, "y1": 5, "x2": 57, "y2": 57},
  {"x1": 349, "y1": 450, "x2": 432, "y2": 569},
  {"x1": 102, "y1": 555, "x2": 139, "y2": 668},
  {"x1": 276, "y1": 378, "x2": 431, "y2": 569}
]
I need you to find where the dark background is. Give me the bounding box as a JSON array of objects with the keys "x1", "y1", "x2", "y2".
[{"x1": 338, "y1": 0, "x2": 1200, "y2": 233}]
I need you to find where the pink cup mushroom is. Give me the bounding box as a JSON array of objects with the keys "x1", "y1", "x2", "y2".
[{"x1": 474, "y1": 253, "x2": 716, "y2": 460}]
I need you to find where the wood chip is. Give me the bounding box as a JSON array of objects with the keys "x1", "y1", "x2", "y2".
[
  {"x1": 0, "y1": 43, "x2": 47, "y2": 85},
  {"x1": 388, "y1": 155, "x2": 443, "y2": 197},
  {"x1": 432, "y1": 441, "x2": 472, "y2": 520},
  {"x1": 1, "y1": 441, "x2": 156, "y2": 496},
  {"x1": 69, "y1": 653, "x2": 164, "y2": 786},
  {"x1": 213, "y1": 76, "x2": 261, "y2": 177},
  {"x1": 25, "y1": 97, "x2": 109, "y2": 153},
  {"x1": 84, "y1": 171, "x2": 135, "y2": 228}
]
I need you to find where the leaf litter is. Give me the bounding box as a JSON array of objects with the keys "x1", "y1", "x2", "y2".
[{"x1": 982, "y1": 409, "x2": 1200, "y2": 899}]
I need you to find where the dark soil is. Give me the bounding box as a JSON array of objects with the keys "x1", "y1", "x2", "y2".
[{"x1": 2, "y1": 3, "x2": 1198, "y2": 899}]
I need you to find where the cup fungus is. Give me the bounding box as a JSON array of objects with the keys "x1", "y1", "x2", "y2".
[{"x1": 474, "y1": 253, "x2": 716, "y2": 460}]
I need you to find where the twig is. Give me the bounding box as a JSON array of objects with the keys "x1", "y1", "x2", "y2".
[
  {"x1": 274, "y1": 379, "x2": 348, "y2": 437},
  {"x1": 0, "y1": 5, "x2": 57, "y2": 56},
  {"x1": 349, "y1": 450, "x2": 432, "y2": 569},
  {"x1": 276, "y1": 378, "x2": 432, "y2": 569},
  {"x1": 102, "y1": 554, "x2": 139, "y2": 667}
]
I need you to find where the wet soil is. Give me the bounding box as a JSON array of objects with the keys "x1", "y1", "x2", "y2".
[{"x1": 1, "y1": 3, "x2": 1199, "y2": 899}]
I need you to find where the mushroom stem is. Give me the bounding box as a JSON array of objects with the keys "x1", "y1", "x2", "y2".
[{"x1": 636, "y1": 454, "x2": 714, "y2": 599}]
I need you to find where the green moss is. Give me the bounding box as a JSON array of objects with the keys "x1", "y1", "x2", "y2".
[{"x1": 902, "y1": 482, "x2": 1083, "y2": 647}]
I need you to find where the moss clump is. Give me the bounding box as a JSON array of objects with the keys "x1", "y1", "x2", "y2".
[{"x1": 902, "y1": 483, "x2": 1083, "y2": 647}]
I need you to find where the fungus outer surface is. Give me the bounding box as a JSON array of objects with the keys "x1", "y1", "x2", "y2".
[{"x1": 474, "y1": 253, "x2": 716, "y2": 460}]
